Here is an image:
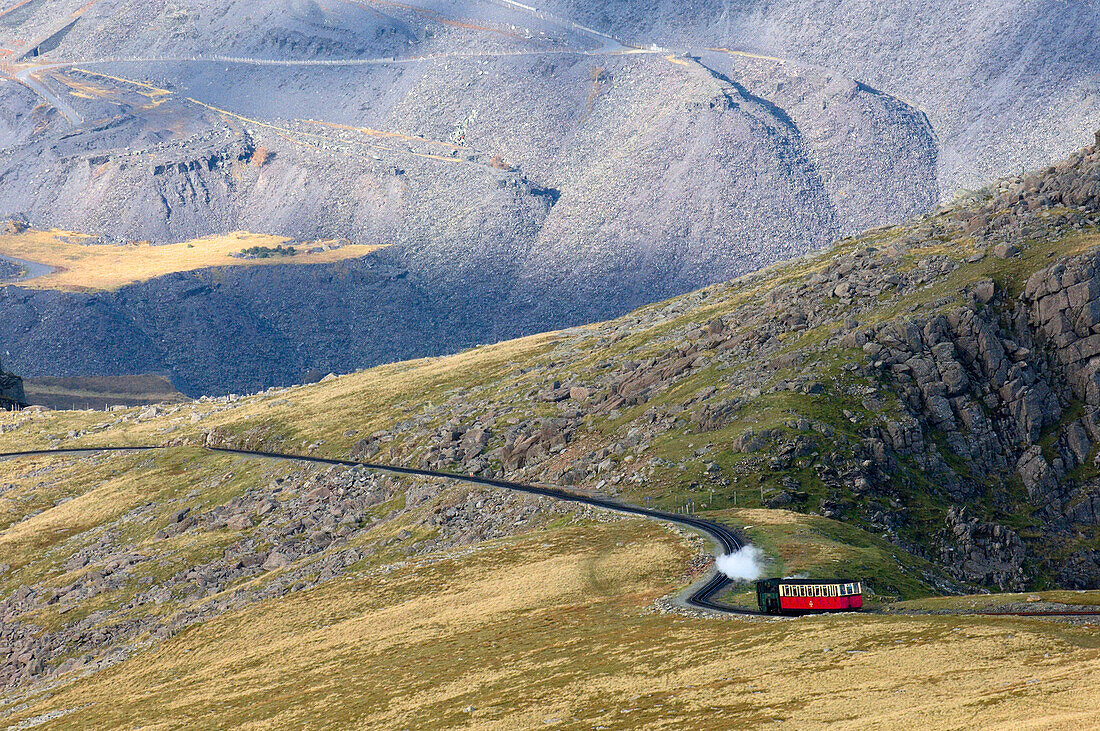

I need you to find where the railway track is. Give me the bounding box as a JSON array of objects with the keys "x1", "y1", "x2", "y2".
[
  {"x1": 970, "y1": 610, "x2": 1100, "y2": 617},
  {"x1": 5, "y1": 445, "x2": 1100, "y2": 618},
  {"x1": 0, "y1": 445, "x2": 754, "y2": 615}
]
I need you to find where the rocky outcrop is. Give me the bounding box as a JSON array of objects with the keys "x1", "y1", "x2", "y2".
[
  {"x1": 963, "y1": 134, "x2": 1100, "y2": 240},
  {"x1": 942, "y1": 507, "x2": 1027, "y2": 591},
  {"x1": 1026, "y1": 252, "x2": 1100, "y2": 404},
  {"x1": 0, "y1": 357, "x2": 25, "y2": 410}
]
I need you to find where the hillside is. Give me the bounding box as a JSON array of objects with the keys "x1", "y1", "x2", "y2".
[
  {"x1": 0, "y1": 1, "x2": 1094, "y2": 395},
  {"x1": 5, "y1": 133, "x2": 1100, "y2": 582},
  {"x1": 1, "y1": 135, "x2": 1100, "y2": 726},
  {"x1": 539, "y1": 0, "x2": 1100, "y2": 193},
  {"x1": 0, "y1": 0, "x2": 944, "y2": 393}
]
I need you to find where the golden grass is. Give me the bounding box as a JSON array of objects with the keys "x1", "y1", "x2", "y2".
[
  {"x1": 0, "y1": 229, "x2": 386, "y2": 291},
  {"x1": 6, "y1": 520, "x2": 1099, "y2": 730},
  {"x1": 895, "y1": 590, "x2": 1100, "y2": 611},
  {"x1": 0, "y1": 451, "x2": 199, "y2": 569}
]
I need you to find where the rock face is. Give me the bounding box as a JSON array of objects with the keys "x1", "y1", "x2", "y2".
[
  {"x1": 942, "y1": 508, "x2": 1027, "y2": 591},
  {"x1": 0, "y1": 358, "x2": 25, "y2": 410}
]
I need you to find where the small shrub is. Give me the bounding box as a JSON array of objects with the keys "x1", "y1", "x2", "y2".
[{"x1": 237, "y1": 244, "x2": 297, "y2": 259}]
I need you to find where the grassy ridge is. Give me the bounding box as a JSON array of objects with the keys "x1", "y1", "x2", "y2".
[{"x1": 0, "y1": 228, "x2": 385, "y2": 291}]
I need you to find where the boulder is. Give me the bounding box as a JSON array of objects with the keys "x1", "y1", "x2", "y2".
[
  {"x1": 568, "y1": 386, "x2": 591, "y2": 401},
  {"x1": 972, "y1": 278, "x2": 995, "y2": 304},
  {"x1": 226, "y1": 514, "x2": 252, "y2": 531},
  {"x1": 262, "y1": 552, "x2": 292, "y2": 571}
]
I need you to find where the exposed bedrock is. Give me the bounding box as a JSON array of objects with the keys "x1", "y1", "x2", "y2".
[{"x1": 0, "y1": 50, "x2": 941, "y2": 395}]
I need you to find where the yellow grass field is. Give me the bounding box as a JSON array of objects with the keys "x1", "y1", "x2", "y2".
[
  {"x1": 0, "y1": 228, "x2": 386, "y2": 291},
  {"x1": 5, "y1": 520, "x2": 1098, "y2": 730}
]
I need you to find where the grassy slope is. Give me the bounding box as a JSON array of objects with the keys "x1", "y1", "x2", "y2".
[
  {"x1": 4, "y1": 222, "x2": 1097, "y2": 584},
  {"x1": 2, "y1": 198, "x2": 1100, "y2": 724},
  {"x1": 4, "y1": 518, "x2": 1100, "y2": 730},
  {"x1": 0, "y1": 228, "x2": 385, "y2": 291}
]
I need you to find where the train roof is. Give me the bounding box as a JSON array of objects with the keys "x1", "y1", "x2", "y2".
[{"x1": 756, "y1": 578, "x2": 861, "y2": 586}]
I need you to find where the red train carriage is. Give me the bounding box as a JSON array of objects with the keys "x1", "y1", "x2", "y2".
[{"x1": 755, "y1": 578, "x2": 863, "y2": 615}]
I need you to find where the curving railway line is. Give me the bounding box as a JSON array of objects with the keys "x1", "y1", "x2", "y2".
[
  {"x1": 0, "y1": 444, "x2": 751, "y2": 614},
  {"x1": 6, "y1": 445, "x2": 1098, "y2": 618}
]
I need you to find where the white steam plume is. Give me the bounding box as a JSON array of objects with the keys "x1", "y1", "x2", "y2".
[{"x1": 716, "y1": 545, "x2": 765, "y2": 582}]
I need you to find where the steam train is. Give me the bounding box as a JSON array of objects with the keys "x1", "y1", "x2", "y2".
[{"x1": 755, "y1": 578, "x2": 863, "y2": 615}]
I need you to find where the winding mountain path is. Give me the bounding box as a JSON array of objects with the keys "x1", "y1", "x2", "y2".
[{"x1": 0, "y1": 444, "x2": 752, "y2": 614}]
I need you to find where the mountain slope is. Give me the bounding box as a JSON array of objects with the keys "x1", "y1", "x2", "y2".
[
  {"x1": 0, "y1": 49, "x2": 937, "y2": 394},
  {"x1": 1, "y1": 133, "x2": 1100, "y2": 726},
  {"x1": 4, "y1": 132, "x2": 1099, "y2": 587},
  {"x1": 0, "y1": 0, "x2": 948, "y2": 393},
  {"x1": 539, "y1": 0, "x2": 1100, "y2": 193}
]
